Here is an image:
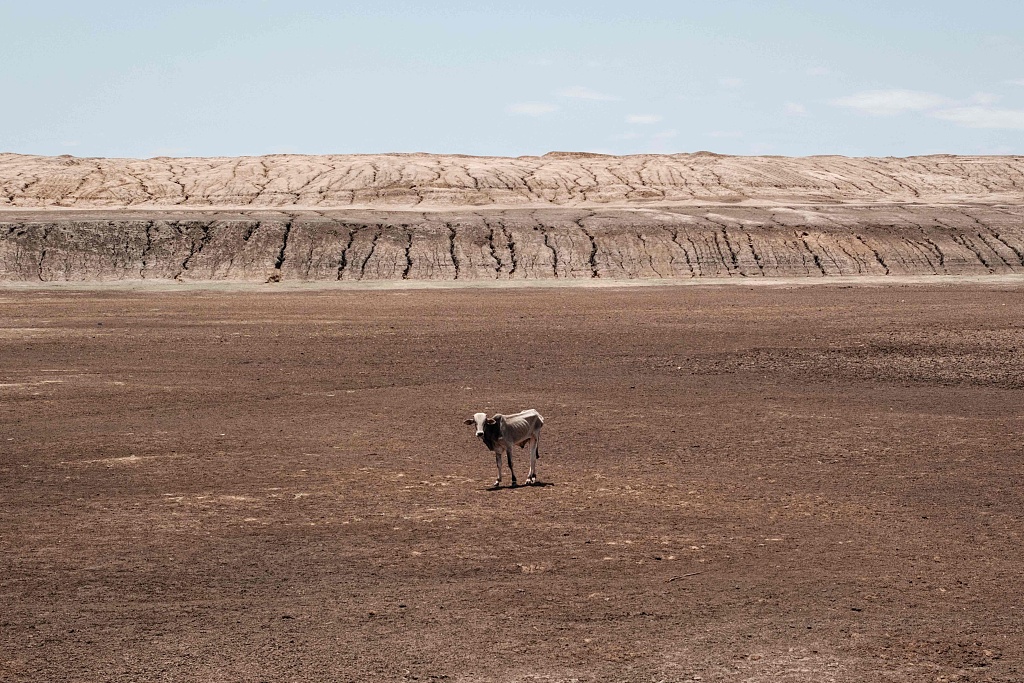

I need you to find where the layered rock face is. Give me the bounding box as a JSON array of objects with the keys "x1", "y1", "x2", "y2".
[
  {"x1": 1, "y1": 152, "x2": 1022, "y2": 282},
  {"x1": 3, "y1": 205, "x2": 1023, "y2": 282}
]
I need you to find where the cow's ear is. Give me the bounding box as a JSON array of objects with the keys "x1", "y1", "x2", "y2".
[
  {"x1": 464, "y1": 418, "x2": 475, "y2": 425},
  {"x1": 485, "y1": 418, "x2": 496, "y2": 425}
]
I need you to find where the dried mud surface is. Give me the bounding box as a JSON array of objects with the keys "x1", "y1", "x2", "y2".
[
  {"x1": 2, "y1": 285, "x2": 1023, "y2": 682},
  {"x1": 3, "y1": 204, "x2": 1024, "y2": 283}
]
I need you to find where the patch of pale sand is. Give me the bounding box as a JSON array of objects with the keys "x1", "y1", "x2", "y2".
[
  {"x1": 657, "y1": 647, "x2": 855, "y2": 682},
  {"x1": 0, "y1": 327, "x2": 119, "y2": 339},
  {"x1": 0, "y1": 328, "x2": 58, "y2": 337},
  {"x1": 61, "y1": 454, "x2": 147, "y2": 466},
  {"x1": 61, "y1": 452, "x2": 200, "y2": 467},
  {"x1": 0, "y1": 379, "x2": 65, "y2": 389}
]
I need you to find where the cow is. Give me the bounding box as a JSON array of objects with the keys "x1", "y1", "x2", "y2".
[{"x1": 464, "y1": 409, "x2": 544, "y2": 488}]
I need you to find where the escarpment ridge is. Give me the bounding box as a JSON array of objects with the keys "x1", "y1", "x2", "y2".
[
  {"x1": 1, "y1": 152, "x2": 1022, "y2": 283},
  {"x1": 2, "y1": 151, "x2": 1024, "y2": 208}
]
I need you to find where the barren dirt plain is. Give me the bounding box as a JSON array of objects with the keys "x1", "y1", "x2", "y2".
[
  {"x1": 2, "y1": 152, "x2": 1024, "y2": 682},
  {"x1": 1, "y1": 285, "x2": 1023, "y2": 682}
]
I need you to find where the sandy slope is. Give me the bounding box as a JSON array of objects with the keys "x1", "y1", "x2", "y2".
[{"x1": 2, "y1": 151, "x2": 1023, "y2": 209}]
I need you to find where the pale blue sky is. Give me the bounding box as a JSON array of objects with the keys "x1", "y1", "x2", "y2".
[{"x1": 2, "y1": 1, "x2": 1023, "y2": 158}]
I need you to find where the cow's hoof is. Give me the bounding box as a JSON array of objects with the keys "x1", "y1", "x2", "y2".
[
  {"x1": 491, "y1": 481, "x2": 501, "y2": 489},
  {"x1": 511, "y1": 480, "x2": 518, "y2": 488}
]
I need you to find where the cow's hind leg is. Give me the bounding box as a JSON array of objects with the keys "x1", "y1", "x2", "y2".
[
  {"x1": 493, "y1": 450, "x2": 503, "y2": 488},
  {"x1": 526, "y1": 437, "x2": 539, "y2": 485},
  {"x1": 507, "y1": 447, "x2": 517, "y2": 487}
]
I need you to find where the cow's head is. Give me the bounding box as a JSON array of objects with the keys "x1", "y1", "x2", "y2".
[
  {"x1": 464, "y1": 412, "x2": 503, "y2": 449},
  {"x1": 464, "y1": 412, "x2": 489, "y2": 438}
]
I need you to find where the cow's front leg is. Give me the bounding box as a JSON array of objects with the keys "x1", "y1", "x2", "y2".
[
  {"x1": 493, "y1": 450, "x2": 503, "y2": 488},
  {"x1": 506, "y1": 446, "x2": 517, "y2": 487}
]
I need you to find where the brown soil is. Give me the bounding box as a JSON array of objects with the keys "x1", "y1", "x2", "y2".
[{"x1": 2, "y1": 284, "x2": 1023, "y2": 682}]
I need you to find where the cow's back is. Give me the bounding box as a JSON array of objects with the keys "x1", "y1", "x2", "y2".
[{"x1": 502, "y1": 409, "x2": 543, "y2": 443}]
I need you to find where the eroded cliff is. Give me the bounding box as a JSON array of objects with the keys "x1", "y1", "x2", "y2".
[
  {"x1": 3, "y1": 205, "x2": 1022, "y2": 282},
  {"x1": 1, "y1": 152, "x2": 1022, "y2": 282}
]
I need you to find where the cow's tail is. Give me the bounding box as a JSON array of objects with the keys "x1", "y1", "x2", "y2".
[{"x1": 536, "y1": 415, "x2": 544, "y2": 459}]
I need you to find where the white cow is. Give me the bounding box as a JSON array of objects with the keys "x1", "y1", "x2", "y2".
[{"x1": 464, "y1": 409, "x2": 544, "y2": 488}]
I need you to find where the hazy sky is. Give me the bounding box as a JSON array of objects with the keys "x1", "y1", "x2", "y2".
[{"x1": 2, "y1": 0, "x2": 1023, "y2": 158}]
